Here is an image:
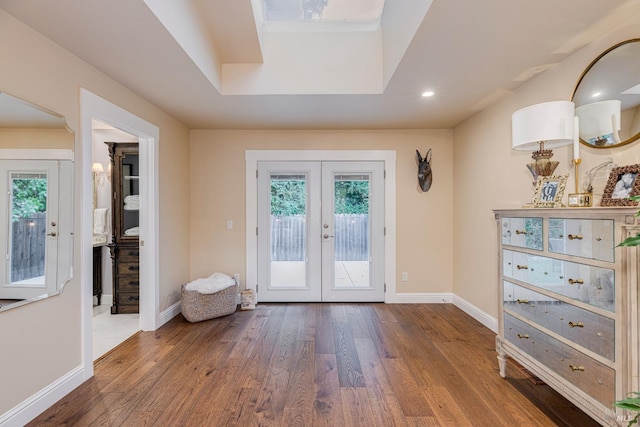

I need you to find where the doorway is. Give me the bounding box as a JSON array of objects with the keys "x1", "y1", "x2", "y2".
[
  {"x1": 257, "y1": 160, "x2": 385, "y2": 302},
  {"x1": 80, "y1": 88, "x2": 160, "y2": 378},
  {"x1": 91, "y1": 121, "x2": 139, "y2": 359}
]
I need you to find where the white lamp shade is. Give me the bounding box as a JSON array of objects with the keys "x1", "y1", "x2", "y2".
[
  {"x1": 512, "y1": 100, "x2": 575, "y2": 151},
  {"x1": 575, "y1": 100, "x2": 621, "y2": 141},
  {"x1": 92, "y1": 162, "x2": 104, "y2": 173}
]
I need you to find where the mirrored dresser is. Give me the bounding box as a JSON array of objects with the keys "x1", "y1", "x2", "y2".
[{"x1": 495, "y1": 208, "x2": 640, "y2": 426}]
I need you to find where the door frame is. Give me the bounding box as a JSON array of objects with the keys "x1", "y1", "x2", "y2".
[
  {"x1": 246, "y1": 150, "x2": 396, "y2": 303},
  {"x1": 80, "y1": 88, "x2": 160, "y2": 379}
]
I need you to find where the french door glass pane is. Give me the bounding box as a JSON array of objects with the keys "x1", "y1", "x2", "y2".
[
  {"x1": 333, "y1": 174, "x2": 370, "y2": 288},
  {"x1": 10, "y1": 172, "x2": 47, "y2": 285},
  {"x1": 270, "y1": 173, "x2": 307, "y2": 288}
]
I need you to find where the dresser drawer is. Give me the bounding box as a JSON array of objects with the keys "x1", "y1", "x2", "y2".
[
  {"x1": 548, "y1": 218, "x2": 615, "y2": 263},
  {"x1": 542, "y1": 329, "x2": 615, "y2": 407},
  {"x1": 504, "y1": 282, "x2": 614, "y2": 361},
  {"x1": 117, "y1": 261, "x2": 140, "y2": 276},
  {"x1": 503, "y1": 281, "x2": 556, "y2": 329},
  {"x1": 504, "y1": 314, "x2": 615, "y2": 407},
  {"x1": 501, "y1": 217, "x2": 543, "y2": 250},
  {"x1": 504, "y1": 313, "x2": 548, "y2": 360},
  {"x1": 117, "y1": 247, "x2": 140, "y2": 263},
  {"x1": 117, "y1": 276, "x2": 140, "y2": 293},
  {"x1": 503, "y1": 249, "x2": 615, "y2": 312},
  {"x1": 115, "y1": 291, "x2": 139, "y2": 306}
]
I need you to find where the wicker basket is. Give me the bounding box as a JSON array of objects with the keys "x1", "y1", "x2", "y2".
[{"x1": 181, "y1": 283, "x2": 238, "y2": 322}]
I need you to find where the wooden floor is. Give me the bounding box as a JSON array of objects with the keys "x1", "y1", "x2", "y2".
[{"x1": 30, "y1": 303, "x2": 600, "y2": 426}]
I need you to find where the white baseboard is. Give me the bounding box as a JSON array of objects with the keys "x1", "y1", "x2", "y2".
[
  {"x1": 385, "y1": 292, "x2": 453, "y2": 304},
  {"x1": 158, "y1": 300, "x2": 182, "y2": 327},
  {"x1": 0, "y1": 365, "x2": 85, "y2": 427},
  {"x1": 452, "y1": 294, "x2": 498, "y2": 333},
  {"x1": 386, "y1": 292, "x2": 497, "y2": 333}
]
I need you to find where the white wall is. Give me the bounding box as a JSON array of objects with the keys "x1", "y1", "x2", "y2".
[
  {"x1": 0, "y1": 9, "x2": 190, "y2": 422},
  {"x1": 190, "y1": 129, "x2": 454, "y2": 297}
]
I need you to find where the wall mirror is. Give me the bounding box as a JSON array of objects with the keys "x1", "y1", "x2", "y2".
[
  {"x1": 572, "y1": 38, "x2": 640, "y2": 149},
  {"x1": 0, "y1": 92, "x2": 74, "y2": 313}
]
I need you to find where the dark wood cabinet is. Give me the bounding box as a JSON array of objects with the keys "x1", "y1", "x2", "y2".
[
  {"x1": 106, "y1": 142, "x2": 139, "y2": 314},
  {"x1": 92, "y1": 246, "x2": 102, "y2": 305},
  {"x1": 93, "y1": 246, "x2": 102, "y2": 305}
]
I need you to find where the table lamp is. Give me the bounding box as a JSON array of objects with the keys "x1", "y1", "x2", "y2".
[{"x1": 512, "y1": 100, "x2": 575, "y2": 182}]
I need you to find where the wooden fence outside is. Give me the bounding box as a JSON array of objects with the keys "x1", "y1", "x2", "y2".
[
  {"x1": 11, "y1": 212, "x2": 46, "y2": 282},
  {"x1": 271, "y1": 214, "x2": 369, "y2": 261}
]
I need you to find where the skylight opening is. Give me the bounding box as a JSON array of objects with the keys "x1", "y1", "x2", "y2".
[{"x1": 263, "y1": 0, "x2": 385, "y2": 31}]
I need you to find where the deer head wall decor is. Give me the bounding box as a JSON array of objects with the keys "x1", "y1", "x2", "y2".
[{"x1": 416, "y1": 149, "x2": 433, "y2": 192}]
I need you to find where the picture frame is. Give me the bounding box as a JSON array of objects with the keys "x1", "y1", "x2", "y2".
[
  {"x1": 532, "y1": 175, "x2": 568, "y2": 208},
  {"x1": 600, "y1": 164, "x2": 640, "y2": 206}
]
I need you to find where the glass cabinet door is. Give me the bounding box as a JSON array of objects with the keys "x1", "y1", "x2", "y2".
[{"x1": 120, "y1": 152, "x2": 139, "y2": 240}]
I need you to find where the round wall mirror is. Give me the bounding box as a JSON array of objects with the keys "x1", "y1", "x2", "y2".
[{"x1": 572, "y1": 38, "x2": 640, "y2": 149}]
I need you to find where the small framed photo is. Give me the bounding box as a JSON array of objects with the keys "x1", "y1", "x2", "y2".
[
  {"x1": 532, "y1": 175, "x2": 568, "y2": 208},
  {"x1": 600, "y1": 164, "x2": 640, "y2": 206}
]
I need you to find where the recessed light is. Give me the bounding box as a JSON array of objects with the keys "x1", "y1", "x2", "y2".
[{"x1": 422, "y1": 91, "x2": 435, "y2": 97}]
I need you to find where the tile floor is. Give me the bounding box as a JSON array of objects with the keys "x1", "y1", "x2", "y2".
[{"x1": 93, "y1": 303, "x2": 139, "y2": 360}]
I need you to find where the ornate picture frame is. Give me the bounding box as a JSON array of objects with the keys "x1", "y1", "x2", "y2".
[
  {"x1": 600, "y1": 164, "x2": 640, "y2": 206},
  {"x1": 532, "y1": 175, "x2": 568, "y2": 208}
]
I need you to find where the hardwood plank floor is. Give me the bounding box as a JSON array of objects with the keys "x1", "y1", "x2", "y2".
[{"x1": 30, "y1": 303, "x2": 601, "y2": 426}]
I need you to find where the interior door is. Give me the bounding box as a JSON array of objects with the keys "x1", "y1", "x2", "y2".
[
  {"x1": 0, "y1": 160, "x2": 59, "y2": 300},
  {"x1": 257, "y1": 160, "x2": 384, "y2": 302}
]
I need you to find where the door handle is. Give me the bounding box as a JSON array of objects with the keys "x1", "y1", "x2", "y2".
[
  {"x1": 323, "y1": 234, "x2": 334, "y2": 239},
  {"x1": 46, "y1": 232, "x2": 57, "y2": 237}
]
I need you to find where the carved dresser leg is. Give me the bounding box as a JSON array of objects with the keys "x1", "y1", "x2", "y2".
[{"x1": 496, "y1": 336, "x2": 507, "y2": 378}]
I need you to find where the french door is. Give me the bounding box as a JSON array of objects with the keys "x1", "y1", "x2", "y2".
[
  {"x1": 257, "y1": 161, "x2": 384, "y2": 302},
  {"x1": 0, "y1": 160, "x2": 59, "y2": 300}
]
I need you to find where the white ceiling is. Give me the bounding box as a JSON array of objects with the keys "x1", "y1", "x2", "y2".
[{"x1": 0, "y1": 0, "x2": 638, "y2": 130}]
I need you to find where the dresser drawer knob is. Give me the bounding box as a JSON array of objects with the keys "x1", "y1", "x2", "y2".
[
  {"x1": 568, "y1": 234, "x2": 583, "y2": 240},
  {"x1": 516, "y1": 265, "x2": 528, "y2": 270},
  {"x1": 517, "y1": 333, "x2": 529, "y2": 339},
  {"x1": 569, "y1": 365, "x2": 585, "y2": 372},
  {"x1": 128, "y1": 265, "x2": 140, "y2": 271},
  {"x1": 568, "y1": 321, "x2": 584, "y2": 328},
  {"x1": 516, "y1": 299, "x2": 529, "y2": 304},
  {"x1": 515, "y1": 230, "x2": 528, "y2": 235},
  {"x1": 568, "y1": 278, "x2": 584, "y2": 285}
]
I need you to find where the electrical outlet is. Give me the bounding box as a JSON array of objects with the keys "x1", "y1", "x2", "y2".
[
  {"x1": 227, "y1": 220, "x2": 233, "y2": 230},
  {"x1": 401, "y1": 272, "x2": 408, "y2": 282}
]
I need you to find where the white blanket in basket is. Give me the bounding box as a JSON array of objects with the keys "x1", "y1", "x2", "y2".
[{"x1": 185, "y1": 272, "x2": 236, "y2": 294}]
